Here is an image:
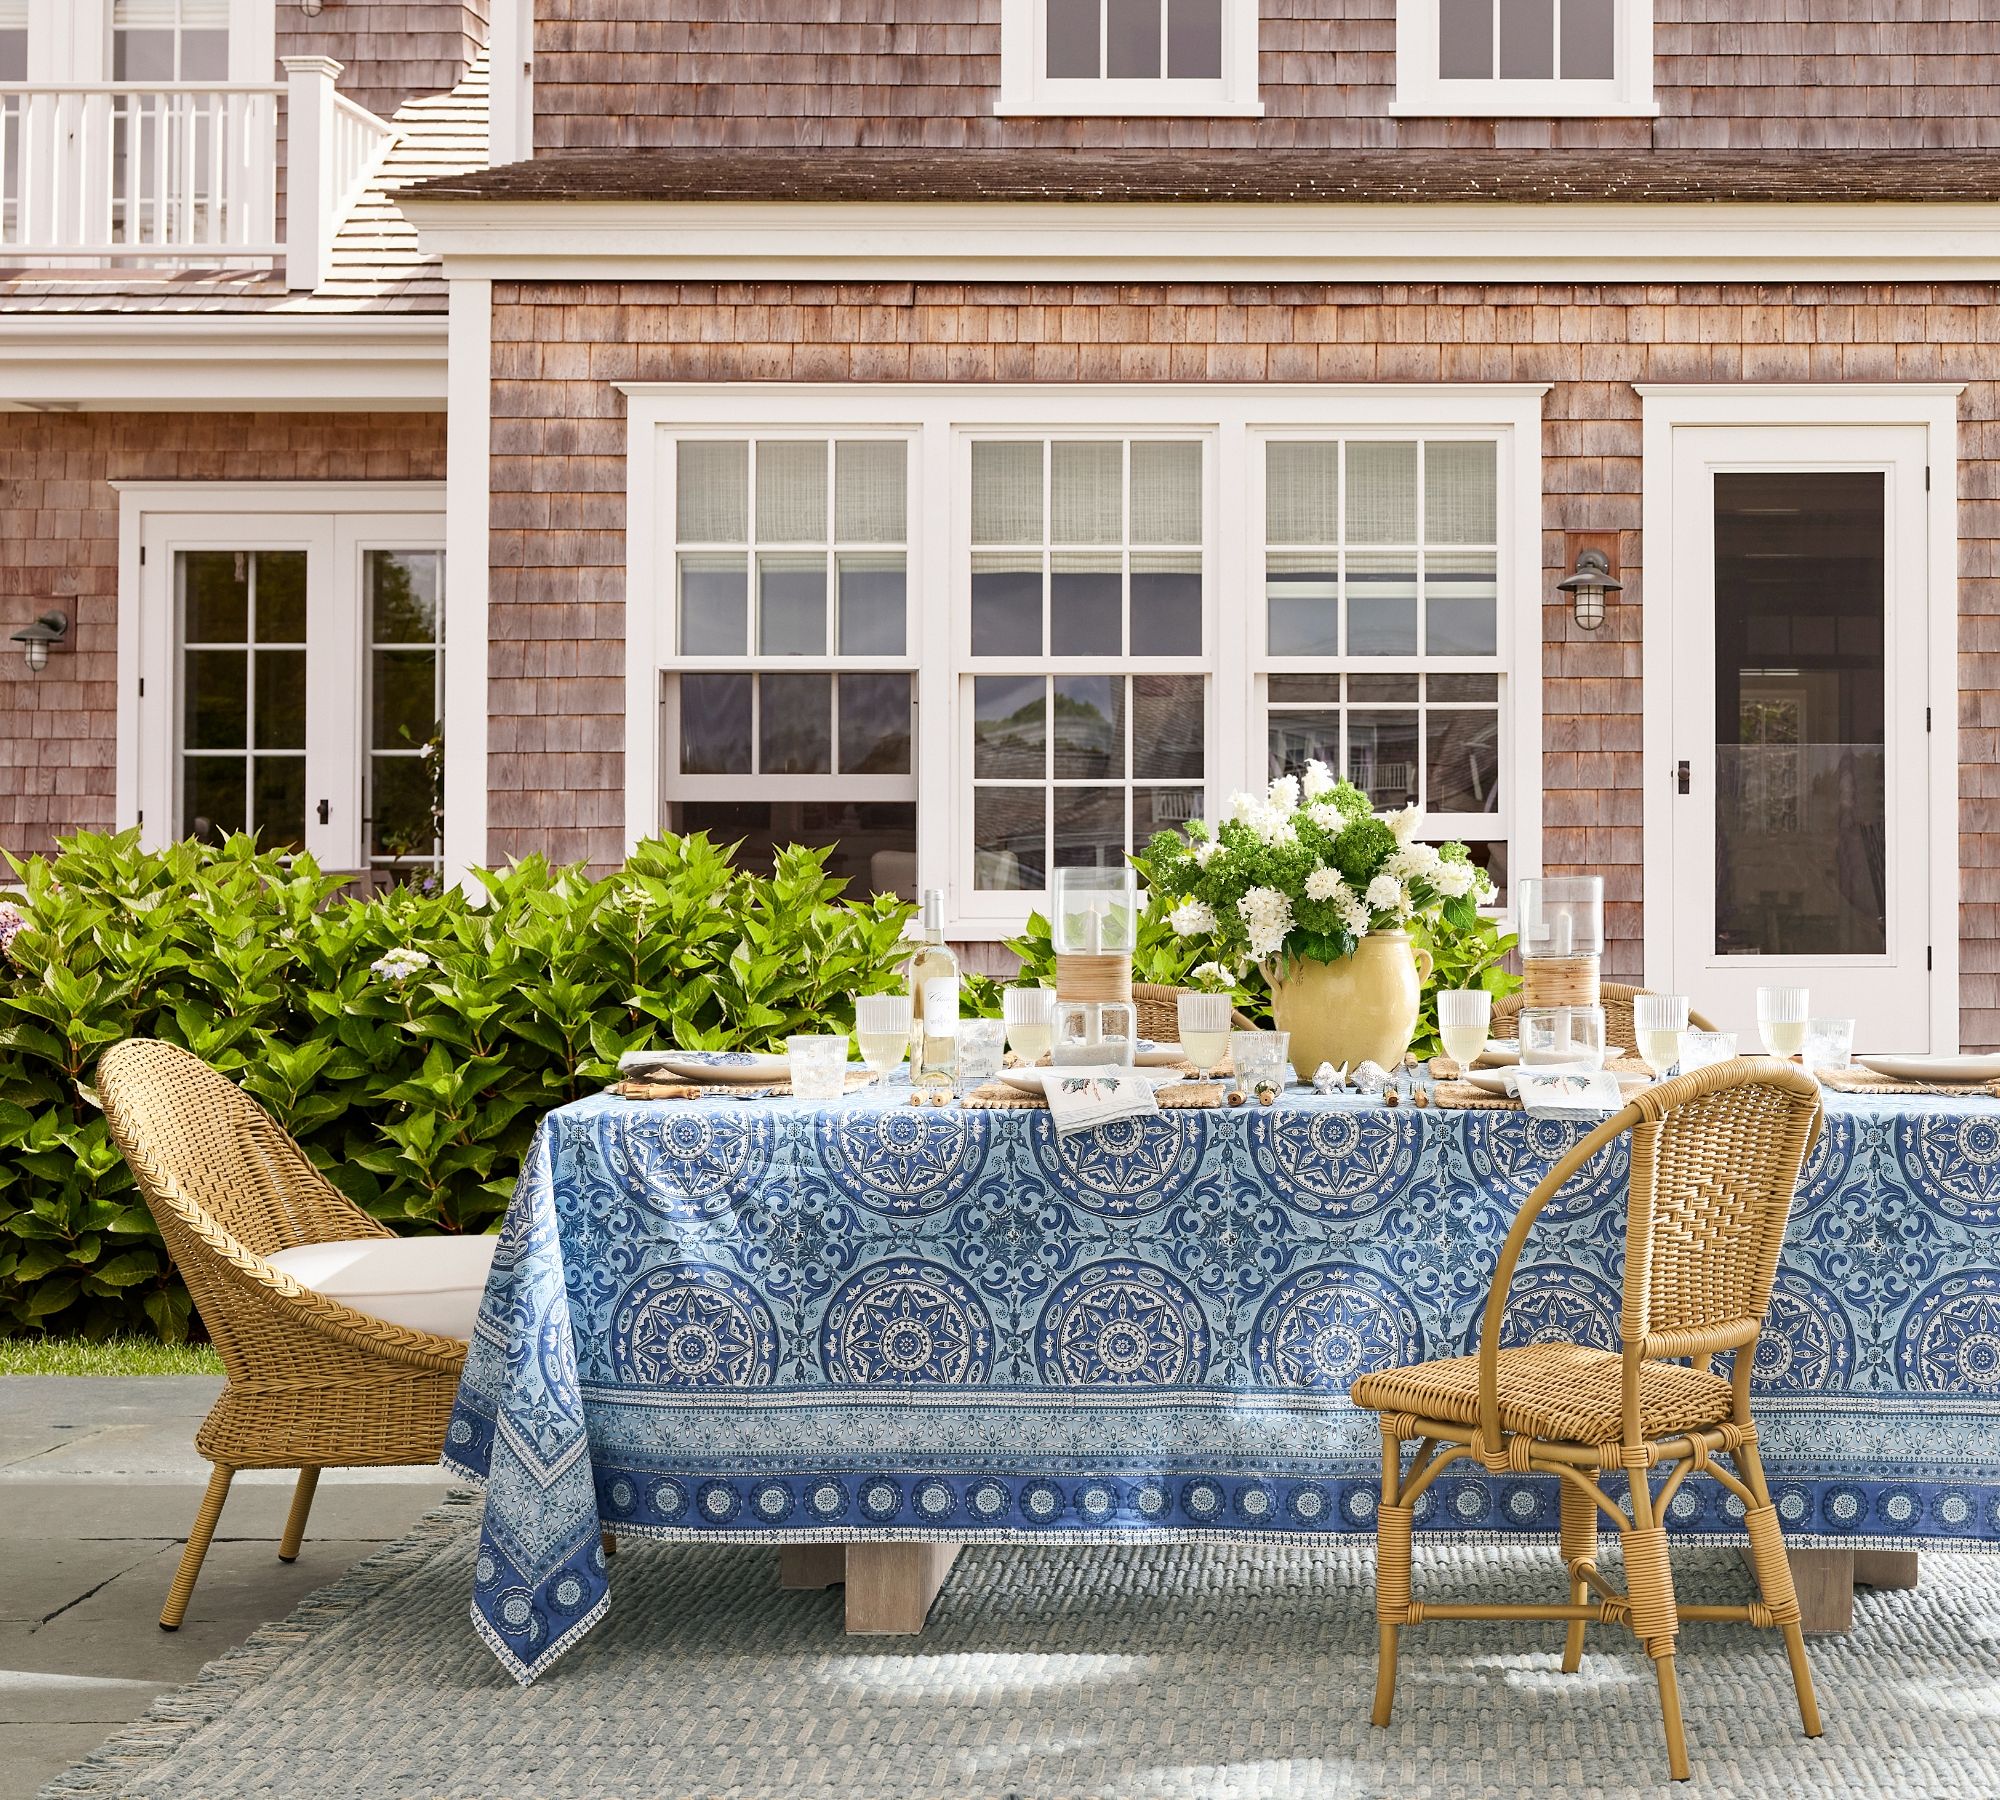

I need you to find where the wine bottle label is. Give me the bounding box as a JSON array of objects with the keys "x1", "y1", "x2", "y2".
[{"x1": 922, "y1": 976, "x2": 960, "y2": 1031}]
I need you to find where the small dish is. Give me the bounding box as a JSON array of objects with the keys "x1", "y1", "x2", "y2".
[
  {"x1": 1133, "y1": 1042, "x2": 1187, "y2": 1068},
  {"x1": 1857, "y1": 1054, "x2": 2000, "y2": 1084},
  {"x1": 1474, "y1": 1038, "x2": 1521, "y2": 1068}
]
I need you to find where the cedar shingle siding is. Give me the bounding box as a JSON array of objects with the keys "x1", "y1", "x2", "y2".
[
  {"x1": 279, "y1": 0, "x2": 491, "y2": 124},
  {"x1": 485, "y1": 278, "x2": 2000, "y2": 1044},
  {"x1": 531, "y1": 2, "x2": 2000, "y2": 152},
  {"x1": 0, "y1": 414, "x2": 447, "y2": 860}
]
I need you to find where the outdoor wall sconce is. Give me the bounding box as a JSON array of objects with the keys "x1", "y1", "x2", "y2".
[
  {"x1": 10, "y1": 610, "x2": 68, "y2": 673},
  {"x1": 1556, "y1": 548, "x2": 1623, "y2": 632}
]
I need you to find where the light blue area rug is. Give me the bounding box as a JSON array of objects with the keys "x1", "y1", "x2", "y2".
[{"x1": 39, "y1": 1493, "x2": 2000, "y2": 1798}]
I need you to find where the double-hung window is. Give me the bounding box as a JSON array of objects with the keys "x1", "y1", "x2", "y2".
[
  {"x1": 965, "y1": 436, "x2": 1208, "y2": 902},
  {"x1": 997, "y1": 0, "x2": 1263, "y2": 116},
  {"x1": 1260, "y1": 435, "x2": 1511, "y2": 899},
  {"x1": 663, "y1": 436, "x2": 918, "y2": 896},
  {"x1": 1392, "y1": 0, "x2": 1656, "y2": 117}
]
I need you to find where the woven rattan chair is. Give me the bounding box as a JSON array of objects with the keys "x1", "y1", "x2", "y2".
[
  {"x1": 1349, "y1": 1059, "x2": 1824, "y2": 1781},
  {"x1": 96, "y1": 1039, "x2": 466, "y2": 1630},
  {"x1": 1492, "y1": 981, "x2": 1720, "y2": 1050},
  {"x1": 1131, "y1": 982, "x2": 1258, "y2": 1044}
]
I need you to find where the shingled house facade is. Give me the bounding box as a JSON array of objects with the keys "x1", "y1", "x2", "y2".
[{"x1": 7, "y1": 3, "x2": 2000, "y2": 1054}]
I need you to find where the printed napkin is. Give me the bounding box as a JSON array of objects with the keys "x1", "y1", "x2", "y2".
[
  {"x1": 1509, "y1": 1067, "x2": 1625, "y2": 1121},
  {"x1": 1043, "y1": 1065, "x2": 1162, "y2": 1137}
]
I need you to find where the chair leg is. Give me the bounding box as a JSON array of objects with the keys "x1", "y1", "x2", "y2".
[
  {"x1": 160, "y1": 1463, "x2": 234, "y2": 1631},
  {"x1": 1623, "y1": 1470, "x2": 1690, "y2": 1782},
  {"x1": 1735, "y1": 1438, "x2": 1823, "y2": 1739},
  {"x1": 278, "y1": 1468, "x2": 320, "y2": 1563},
  {"x1": 1371, "y1": 1422, "x2": 1413, "y2": 1729},
  {"x1": 1559, "y1": 1479, "x2": 1598, "y2": 1674},
  {"x1": 601, "y1": 1531, "x2": 618, "y2": 1558}
]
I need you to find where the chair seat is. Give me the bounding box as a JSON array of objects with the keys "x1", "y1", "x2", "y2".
[
  {"x1": 265, "y1": 1235, "x2": 497, "y2": 1342},
  {"x1": 1350, "y1": 1343, "x2": 1736, "y2": 1445}
]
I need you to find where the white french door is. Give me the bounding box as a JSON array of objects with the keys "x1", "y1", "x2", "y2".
[{"x1": 1657, "y1": 423, "x2": 1934, "y2": 1050}]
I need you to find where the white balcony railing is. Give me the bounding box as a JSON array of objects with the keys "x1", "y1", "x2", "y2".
[{"x1": 0, "y1": 57, "x2": 395, "y2": 287}]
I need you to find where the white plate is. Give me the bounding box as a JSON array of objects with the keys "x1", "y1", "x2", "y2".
[
  {"x1": 632, "y1": 1050, "x2": 792, "y2": 1084},
  {"x1": 1857, "y1": 1054, "x2": 2000, "y2": 1084},
  {"x1": 998, "y1": 1067, "x2": 1186, "y2": 1099},
  {"x1": 1134, "y1": 1042, "x2": 1187, "y2": 1068},
  {"x1": 1474, "y1": 1039, "x2": 1520, "y2": 1068}
]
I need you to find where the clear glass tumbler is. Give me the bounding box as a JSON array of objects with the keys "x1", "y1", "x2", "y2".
[
  {"x1": 958, "y1": 1019, "x2": 1007, "y2": 1085},
  {"x1": 786, "y1": 1034, "x2": 850, "y2": 1101},
  {"x1": 1519, "y1": 1005, "x2": 1605, "y2": 1070},
  {"x1": 1801, "y1": 1017, "x2": 1856, "y2": 1074},
  {"x1": 1677, "y1": 1030, "x2": 1738, "y2": 1074}
]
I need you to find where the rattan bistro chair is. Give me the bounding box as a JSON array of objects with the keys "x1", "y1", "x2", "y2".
[
  {"x1": 97, "y1": 1039, "x2": 466, "y2": 1630},
  {"x1": 1492, "y1": 982, "x2": 1719, "y2": 1050},
  {"x1": 1349, "y1": 1060, "x2": 1825, "y2": 1782}
]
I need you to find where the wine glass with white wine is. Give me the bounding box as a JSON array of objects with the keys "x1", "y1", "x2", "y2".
[
  {"x1": 1633, "y1": 993, "x2": 1690, "y2": 1080},
  {"x1": 1177, "y1": 992, "x2": 1233, "y2": 1085},
  {"x1": 1756, "y1": 986, "x2": 1810, "y2": 1060},
  {"x1": 854, "y1": 993, "x2": 912, "y2": 1087},
  {"x1": 1003, "y1": 986, "x2": 1055, "y2": 1066},
  {"x1": 1436, "y1": 989, "x2": 1492, "y2": 1074}
]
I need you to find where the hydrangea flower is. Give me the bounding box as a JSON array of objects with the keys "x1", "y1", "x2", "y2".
[
  {"x1": 1187, "y1": 960, "x2": 1238, "y2": 993},
  {"x1": 1365, "y1": 873, "x2": 1407, "y2": 914},
  {"x1": 0, "y1": 900, "x2": 24, "y2": 966},
  {"x1": 1304, "y1": 866, "x2": 1345, "y2": 903},
  {"x1": 370, "y1": 947, "x2": 432, "y2": 984},
  {"x1": 1300, "y1": 758, "x2": 1338, "y2": 801},
  {"x1": 1237, "y1": 886, "x2": 1294, "y2": 961},
  {"x1": 1169, "y1": 899, "x2": 1219, "y2": 937}
]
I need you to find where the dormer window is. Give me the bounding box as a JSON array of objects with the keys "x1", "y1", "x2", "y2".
[
  {"x1": 997, "y1": 0, "x2": 1263, "y2": 117},
  {"x1": 1392, "y1": 0, "x2": 1657, "y2": 117}
]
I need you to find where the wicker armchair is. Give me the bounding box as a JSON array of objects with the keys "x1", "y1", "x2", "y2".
[
  {"x1": 1349, "y1": 1059, "x2": 1824, "y2": 1781},
  {"x1": 1130, "y1": 982, "x2": 1258, "y2": 1044},
  {"x1": 96, "y1": 1039, "x2": 466, "y2": 1630},
  {"x1": 1492, "y1": 981, "x2": 1720, "y2": 1050}
]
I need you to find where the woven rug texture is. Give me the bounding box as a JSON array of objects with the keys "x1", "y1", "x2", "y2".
[{"x1": 40, "y1": 1494, "x2": 2000, "y2": 1800}]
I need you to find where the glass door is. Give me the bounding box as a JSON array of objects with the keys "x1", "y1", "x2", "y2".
[{"x1": 1665, "y1": 425, "x2": 1933, "y2": 1049}]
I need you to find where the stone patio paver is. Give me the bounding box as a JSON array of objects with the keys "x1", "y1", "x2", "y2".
[{"x1": 0, "y1": 1376, "x2": 455, "y2": 1800}]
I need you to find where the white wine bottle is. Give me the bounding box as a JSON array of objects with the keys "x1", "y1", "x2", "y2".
[{"x1": 906, "y1": 889, "x2": 960, "y2": 1101}]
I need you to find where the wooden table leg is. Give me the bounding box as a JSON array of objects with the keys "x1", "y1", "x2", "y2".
[
  {"x1": 1789, "y1": 1547, "x2": 1854, "y2": 1635},
  {"x1": 1853, "y1": 1549, "x2": 1920, "y2": 1591},
  {"x1": 843, "y1": 1542, "x2": 961, "y2": 1634},
  {"x1": 778, "y1": 1543, "x2": 847, "y2": 1591}
]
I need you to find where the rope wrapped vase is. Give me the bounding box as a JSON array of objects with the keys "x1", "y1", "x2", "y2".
[{"x1": 1517, "y1": 875, "x2": 1604, "y2": 1015}]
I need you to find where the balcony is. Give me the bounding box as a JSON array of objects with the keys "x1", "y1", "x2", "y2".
[{"x1": 0, "y1": 56, "x2": 394, "y2": 290}]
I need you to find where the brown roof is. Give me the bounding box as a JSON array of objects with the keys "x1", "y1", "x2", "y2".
[{"x1": 411, "y1": 148, "x2": 2000, "y2": 207}]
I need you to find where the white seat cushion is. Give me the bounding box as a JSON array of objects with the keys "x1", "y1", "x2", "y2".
[{"x1": 266, "y1": 1235, "x2": 498, "y2": 1341}]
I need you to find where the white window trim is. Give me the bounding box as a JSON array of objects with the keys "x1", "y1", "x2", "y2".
[
  {"x1": 24, "y1": 0, "x2": 273, "y2": 83},
  {"x1": 1634, "y1": 383, "x2": 1962, "y2": 1055},
  {"x1": 995, "y1": 0, "x2": 1263, "y2": 118},
  {"x1": 623, "y1": 385, "x2": 1544, "y2": 941},
  {"x1": 1390, "y1": 0, "x2": 1657, "y2": 118},
  {"x1": 113, "y1": 480, "x2": 447, "y2": 870}
]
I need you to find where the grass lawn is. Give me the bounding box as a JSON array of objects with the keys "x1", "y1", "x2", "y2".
[{"x1": 0, "y1": 1336, "x2": 223, "y2": 1377}]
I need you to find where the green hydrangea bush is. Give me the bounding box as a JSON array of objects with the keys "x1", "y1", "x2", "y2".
[{"x1": 0, "y1": 830, "x2": 912, "y2": 1340}]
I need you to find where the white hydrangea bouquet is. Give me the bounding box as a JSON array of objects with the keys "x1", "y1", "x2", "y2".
[{"x1": 1144, "y1": 761, "x2": 1493, "y2": 972}]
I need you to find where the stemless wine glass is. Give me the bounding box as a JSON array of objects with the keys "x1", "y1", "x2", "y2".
[
  {"x1": 1801, "y1": 1017, "x2": 1856, "y2": 1074},
  {"x1": 1436, "y1": 989, "x2": 1492, "y2": 1072},
  {"x1": 787, "y1": 1033, "x2": 850, "y2": 1102},
  {"x1": 1677, "y1": 1029, "x2": 1738, "y2": 1074},
  {"x1": 1003, "y1": 986, "x2": 1056, "y2": 1065},
  {"x1": 1757, "y1": 986, "x2": 1811, "y2": 1059},
  {"x1": 853, "y1": 994, "x2": 911, "y2": 1086},
  {"x1": 1519, "y1": 1005, "x2": 1606, "y2": 1070},
  {"x1": 1633, "y1": 993, "x2": 1690, "y2": 1079},
  {"x1": 1178, "y1": 992, "x2": 1234, "y2": 1083}
]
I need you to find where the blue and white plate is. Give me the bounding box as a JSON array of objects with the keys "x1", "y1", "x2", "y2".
[{"x1": 622, "y1": 1049, "x2": 791, "y2": 1084}]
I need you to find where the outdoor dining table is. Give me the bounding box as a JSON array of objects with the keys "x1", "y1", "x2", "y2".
[{"x1": 445, "y1": 1083, "x2": 2000, "y2": 1683}]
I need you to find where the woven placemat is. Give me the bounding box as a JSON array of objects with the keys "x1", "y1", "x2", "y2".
[
  {"x1": 962, "y1": 1080, "x2": 1227, "y2": 1111},
  {"x1": 612, "y1": 1068, "x2": 879, "y2": 1101},
  {"x1": 1429, "y1": 1079, "x2": 1520, "y2": 1111},
  {"x1": 1817, "y1": 1066, "x2": 2000, "y2": 1099}
]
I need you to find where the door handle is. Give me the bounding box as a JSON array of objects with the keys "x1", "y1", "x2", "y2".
[
  {"x1": 317, "y1": 799, "x2": 330, "y2": 825},
  {"x1": 1674, "y1": 761, "x2": 1690, "y2": 796}
]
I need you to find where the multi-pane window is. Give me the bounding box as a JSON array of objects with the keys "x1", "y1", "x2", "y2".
[
  {"x1": 999, "y1": 0, "x2": 1259, "y2": 115},
  {"x1": 1438, "y1": 0, "x2": 1614, "y2": 81},
  {"x1": 0, "y1": 1, "x2": 25, "y2": 82},
  {"x1": 1045, "y1": 0, "x2": 1224, "y2": 81},
  {"x1": 365, "y1": 550, "x2": 445, "y2": 874},
  {"x1": 667, "y1": 438, "x2": 916, "y2": 895},
  {"x1": 968, "y1": 437, "x2": 1206, "y2": 890},
  {"x1": 1262, "y1": 438, "x2": 1509, "y2": 897},
  {"x1": 178, "y1": 549, "x2": 308, "y2": 850},
  {"x1": 112, "y1": 0, "x2": 229, "y2": 80},
  {"x1": 1394, "y1": 0, "x2": 1651, "y2": 116}
]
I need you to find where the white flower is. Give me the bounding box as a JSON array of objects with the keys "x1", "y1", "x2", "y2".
[
  {"x1": 1433, "y1": 861, "x2": 1478, "y2": 899},
  {"x1": 1189, "y1": 960, "x2": 1237, "y2": 993},
  {"x1": 369, "y1": 947, "x2": 432, "y2": 984},
  {"x1": 1237, "y1": 886, "x2": 1295, "y2": 962},
  {"x1": 1304, "y1": 867, "x2": 1345, "y2": 903},
  {"x1": 1305, "y1": 801, "x2": 1344, "y2": 833},
  {"x1": 1385, "y1": 842, "x2": 1443, "y2": 884},
  {"x1": 1300, "y1": 758, "x2": 1338, "y2": 801},
  {"x1": 1252, "y1": 811, "x2": 1296, "y2": 849},
  {"x1": 1384, "y1": 805, "x2": 1421, "y2": 845},
  {"x1": 1266, "y1": 774, "x2": 1301, "y2": 815},
  {"x1": 1365, "y1": 874, "x2": 1407, "y2": 914},
  {"x1": 1192, "y1": 838, "x2": 1223, "y2": 868},
  {"x1": 1226, "y1": 790, "x2": 1262, "y2": 825},
  {"x1": 1169, "y1": 900, "x2": 1219, "y2": 937},
  {"x1": 1337, "y1": 889, "x2": 1372, "y2": 938}
]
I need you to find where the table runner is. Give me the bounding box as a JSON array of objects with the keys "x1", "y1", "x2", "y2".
[{"x1": 446, "y1": 1088, "x2": 2000, "y2": 1682}]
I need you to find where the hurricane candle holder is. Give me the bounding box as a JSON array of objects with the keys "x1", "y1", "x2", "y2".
[
  {"x1": 1517, "y1": 875, "x2": 1604, "y2": 1012},
  {"x1": 1051, "y1": 867, "x2": 1139, "y2": 1064}
]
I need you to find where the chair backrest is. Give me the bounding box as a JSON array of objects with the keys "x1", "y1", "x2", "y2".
[
  {"x1": 1617, "y1": 1060, "x2": 1822, "y2": 1359},
  {"x1": 1131, "y1": 982, "x2": 1258, "y2": 1045},
  {"x1": 1492, "y1": 981, "x2": 1719, "y2": 1049},
  {"x1": 96, "y1": 1038, "x2": 379, "y2": 1262}
]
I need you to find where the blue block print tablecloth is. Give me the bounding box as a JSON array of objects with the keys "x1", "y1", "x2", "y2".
[{"x1": 445, "y1": 1088, "x2": 2000, "y2": 1681}]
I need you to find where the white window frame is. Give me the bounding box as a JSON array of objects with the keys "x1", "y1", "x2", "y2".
[
  {"x1": 622, "y1": 385, "x2": 1544, "y2": 940},
  {"x1": 113, "y1": 481, "x2": 446, "y2": 871},
  {"x1": 1391, "y1": 0, "x2": 1657, "y2": 118},
  {"x1": 996, "y1": 0, "x2": 1263, "y2": 118},
  {"x1": 23, "y1": 0, "x2": 272, "y2": 83}
]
